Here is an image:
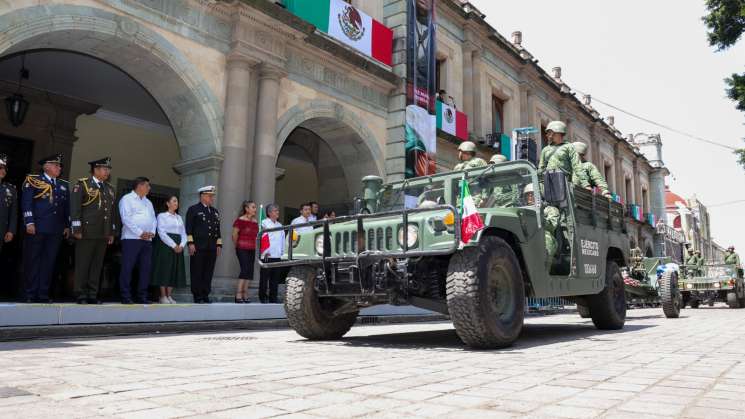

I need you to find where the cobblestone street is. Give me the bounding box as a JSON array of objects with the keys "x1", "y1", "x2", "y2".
[{"x1": 1, "y1": 307, "x2": 744, "y2": 419}]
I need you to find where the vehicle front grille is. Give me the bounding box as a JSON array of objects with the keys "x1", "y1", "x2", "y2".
[{"x1": 334, "y1": 227, "x2": 396, "y2": 256}]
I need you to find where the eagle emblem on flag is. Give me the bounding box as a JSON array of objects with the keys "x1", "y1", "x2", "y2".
[{"x1": 338, "y1": 5, "x2": 365, "y2": 41}]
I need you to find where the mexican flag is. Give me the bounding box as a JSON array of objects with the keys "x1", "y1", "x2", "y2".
[
  {"x1": 459, "y1": 177, "x2": 484, "y2": 244},
  {"x1": 436, "y1": 100, "x2": 468, "y2": 140},
  {"x1": 284, "y1": 0, "x2": 393, "y2": 66},
  {"x1": 258, "y1": 206, "x2": 271, "y2": 255}
]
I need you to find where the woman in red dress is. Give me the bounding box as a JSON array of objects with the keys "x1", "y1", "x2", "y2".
[{"x1": 231, "y1": 201, "x2": 258, "y2": 303}]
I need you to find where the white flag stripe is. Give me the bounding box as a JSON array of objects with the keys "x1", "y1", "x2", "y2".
[
  {"x1": 327, "y1": 0, "x2": 373, "y2": 57},
  {"x1": 440, "y1": 102, "x2": 456, "y2": 136}
]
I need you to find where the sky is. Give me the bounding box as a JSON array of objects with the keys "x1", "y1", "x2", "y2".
[{"x1": 471, "y1": 0, "x2": 745, "y2": 255}]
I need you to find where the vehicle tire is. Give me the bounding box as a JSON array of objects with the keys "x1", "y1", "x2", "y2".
[
  {"x1": 708, "y1": 300, "x2": 715, "y2": 307},
  {"x1": 659, "y1": 270, "x2": 681, "y2": 319},
  {"x1": 586, "y1": 261, "x2": 626, "y2": 330},
  {"x1": 577, "y1": 304, "x2": 591, "y2": 318},
  {"x1": 690, "y1": 299, "x2": 700, "y2": 309},
  {"x1": 726, "y1": 292, "x2": 741, "y2": 309},
  {"x1": 285, "y1": 266, "x2": 358, "y2": 340},
  {"x1": 446, "y1": 236, "x2": 525, "y2": 349}
]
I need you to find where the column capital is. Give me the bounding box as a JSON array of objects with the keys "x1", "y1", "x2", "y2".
[
  {"x1": 259, "y1": 64, "x2": 287, "y2": 81},
  {"x1": 173, "y1": 154, "x2": 224, "y2": 176},
  {"x1": 226, "y1": 52, "x2": 260, "y2": 70}
]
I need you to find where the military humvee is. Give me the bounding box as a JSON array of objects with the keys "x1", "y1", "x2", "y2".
[
  {"x1": 624, "y1": 251, "x2": 682, "y2": 318},
  {"x1": 679, "y1": 264, "x2": 745, "y2": 308},
  {"x1": 260, "y1": 161, "x2": 630, "y2": 349}
]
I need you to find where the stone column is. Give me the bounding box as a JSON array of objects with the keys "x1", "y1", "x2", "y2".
[
  {"x1": 614, "y1": 144, "x2": 625, "y2": 202},
  {"x1": 251, "y1": 65, "x2": 285, "y2": 207},
  {"x1": 211, "y1": 55, "x2": 257, "y2": 299},
  {"x1": 632, "y1": 158, "x2": 641, "y2": 207},
  {"x1": 471, "y1": 50, "x2": 483, "y2": 139},
  {"x1": 462, "y1": 42, "x2": 476, "y2": 135}
]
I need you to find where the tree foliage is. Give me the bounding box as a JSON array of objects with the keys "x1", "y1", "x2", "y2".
[{"x1": 704, "y1": 0, "x2": 745, "y2": 167}]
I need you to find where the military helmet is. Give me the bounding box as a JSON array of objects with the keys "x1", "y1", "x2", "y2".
[
  {"x1": 458, "y1": 141, "x2": 477, "y2": 153},
  {"x1": 546, "y1": 120, "x2": 567, "y2": 134},
  {"x1": 490, "y1": 154, "x2": 508, "y2": 164},
  {"x1": 728, "y1": 245, "x2": 735, "y2": 251},
  {"x1": 523, "y1": 183, "x2": 534, "y2": 194},
  {"x1": 572, "y1": 142, "x2": 588, "y2": 155}
]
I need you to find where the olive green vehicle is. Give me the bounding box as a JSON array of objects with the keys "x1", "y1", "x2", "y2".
[
  {"x1": 679, "y1": 264, "x2": 745, "y2": 309},
  {"x1": 259, "y1": 161, "x2": 630, "y2": 349},
  {"x1": 624, "y1": 253, "x2": 682, "y2": 318}
]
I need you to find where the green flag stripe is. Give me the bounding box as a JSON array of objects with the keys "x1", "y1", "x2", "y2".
[
  {"x1": 435, "y1": 100, "x2": 443, "y2": 129},
  {"x1": 284, "y1": 0, "x2": 331, "y2": 32}
]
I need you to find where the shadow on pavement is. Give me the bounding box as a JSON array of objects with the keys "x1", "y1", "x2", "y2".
[
  {"x1": 302, "y1": 322, "x2": 656, "y2": 352},
  {"x1": 0, "y1": 340, "x2": 86, "y2": 352}
]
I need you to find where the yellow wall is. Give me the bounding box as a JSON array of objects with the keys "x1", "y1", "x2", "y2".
[{"x1": 71, "y1": 114, "x2": 180, "y2": 189}]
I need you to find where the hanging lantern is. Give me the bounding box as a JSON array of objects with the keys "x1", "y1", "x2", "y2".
[{"x1": 5, "y1": 93, "x2": 29, "y2": 127}]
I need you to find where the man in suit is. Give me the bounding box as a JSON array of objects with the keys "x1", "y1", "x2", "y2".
[
  {"x1": 21, "y1": 153, "x2": 69, "y2": 303},
  {"x1": 0, "y1": 154, "x2": 18, "y2": 255},
  {"x1": 70, "y1": 157, "x2": 116, "y2": 304},
  {"x1": 185, "y1": 186, "x2": 222, "y2": 303}
]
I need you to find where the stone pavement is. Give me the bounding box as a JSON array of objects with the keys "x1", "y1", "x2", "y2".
[{"x1": 0, "y1": 306, "x2": 744, "y2": 419}]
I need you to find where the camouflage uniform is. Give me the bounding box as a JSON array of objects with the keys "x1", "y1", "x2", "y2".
[
  {"x1": 686, "y1": 253, "x2": 702, "y2": 277},
  {"x1": 454, "y1": 157, "x2": 487, "y2": 171},
  {"x1": 724, "y1": 250, "x2": 741, "y2": 268},
  {"x1": 544, "y1": 206, "x2": 560, "y2": 266},
  {"x1": 538, "y1": 143, "x2": 589, "y2": 187},
  {"x1": 581, "y1": 161, "x2": 611, "y2": 197}
]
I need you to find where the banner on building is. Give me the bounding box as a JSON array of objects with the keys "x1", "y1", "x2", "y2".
[
  {"x1": 436, "y1": 100, "x2": 468, "y2": 141},
  {"x1": 405, "y1": 0, "x2": 437, "y2": 178},
  {"x1": 285, "y1": 0, "x2": 393, "y2": 66},
  {"x1": 405, "y1": 105, "x2": 436, "y2": 179}
]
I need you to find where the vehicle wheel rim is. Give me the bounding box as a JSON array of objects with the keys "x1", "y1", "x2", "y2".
[{"x1": 489, "y1": 262, "x2": 514, "y2": 323}]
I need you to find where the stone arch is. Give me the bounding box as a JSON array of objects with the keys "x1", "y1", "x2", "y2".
[
  {"x1": 276, "y1": 100, "x2": 384, "y2": 206},
  {"x1": 0, "y1": 4, "x2": 224, "y2": 202}
]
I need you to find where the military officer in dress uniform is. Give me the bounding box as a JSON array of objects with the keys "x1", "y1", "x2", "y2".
[
  {"x1": 70, "y1": 157, "x2": 116, "y2": 304},
  {"x1": 0, "y1": 154, "x2": 18, "y2": 255},
  {"x1": 21, "y1": 153, "x2": 70, "y2": 303},
  {"x1": 186, "y1": 186, "x2": 222, "y2": 303}
]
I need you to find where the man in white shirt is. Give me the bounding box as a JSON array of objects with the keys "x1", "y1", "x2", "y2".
[
  {"x1": 259, "y1": 203, "x2": 285, "y2": 303},
  {"x1": 308, "y1": 201, "x2": 320, "y2": 222},
  {"x1": 291, "y1": 203, "x2": 314, "y2": 234},
  {"x1": 118, "y1": 177, "x2": 157, "y2": 304}
]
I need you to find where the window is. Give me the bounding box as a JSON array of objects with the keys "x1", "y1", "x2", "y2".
[
  {"x1": 492, "y1": 95, "x2": 504, "y2": 135},
  {"x1": 642, "y1": 188, "x2": 649, "y2": 214},
  {"x1": 540, "y1": 123, "x2": 548, "y2": 147},
  {"x1": 435, "y1": 58, "x2": 446, "y2": 94},
  {"x1": 604, "y1": 163, "x2": 613, "y2": 191},
  {"x1": 625, "y1": 177, "x2": 632, "y2": 204}
]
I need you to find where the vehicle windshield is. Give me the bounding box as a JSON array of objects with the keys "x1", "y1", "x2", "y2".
[
  {"x1": 462, "y1": 167, "x2": 538, "y2": 210},
  {"x1": 700, "y1": 265, "x2": 736, "y2": 278},
  {"x1": 378, "y1": 179, "x2": 447, "y2": 212}
]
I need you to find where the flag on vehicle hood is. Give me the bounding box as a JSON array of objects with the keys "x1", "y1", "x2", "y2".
[
  {"x1": 285, "y1": 0, "x2": 393, "y2": 66},
  {"x1": 459, "y1": 177, "x2": 484, "y2": 244}
]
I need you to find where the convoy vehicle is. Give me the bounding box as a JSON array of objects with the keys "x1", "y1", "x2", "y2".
[
  {"x1": 260, "y1": 161, "x2": 630, "y2": 349},
  {"x1": 624, "y1": 249, "x2": 682, "y2": 318},
  {"x1": 679, "y1": 264, "x2": 745, "y2": 308}
]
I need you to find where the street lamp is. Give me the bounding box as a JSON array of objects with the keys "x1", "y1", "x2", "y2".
[{"x1": 4, "y1": 54, "x2": 30, "y2": 128}]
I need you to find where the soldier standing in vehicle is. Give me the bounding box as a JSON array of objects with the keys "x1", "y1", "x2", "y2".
[
  {"x1": 70, "y1": 157, "x2": 116, "y2": 305},
  {"x1": 686, "y1": 249, "x2": 702, "y2": 277},
  {"x1": 0, "y1": 154, "x2": 17, "y2": 255},
  {"x1": 22, "y1": 153, "x2": 69, "y2": 303},
  {"x1": 572, "y1": 142, "x2": 611, "y2": 198},
  {"x1": 453, "y1": 141, "x2": 487, "y2": 171},
  {"x1": 523, "y1": 183, "x2": 559, "y2": 266},
  {"x1": 724, "y1": 246, "x2": 741, "y2": 269},
  {"x1": 538, "y1": 121, "x2": 589, "y2": 188}
]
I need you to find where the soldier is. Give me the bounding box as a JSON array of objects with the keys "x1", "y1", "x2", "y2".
[
  {"x1": 186, "y1": 186, "x2": 222, "y2": 304},
  {"x1": 454, "y1": 141, "x2": 487, "y2": 171},
  {"x1": 572, "y1": 142, "x2": 611, "y2": 198},
  {"x1": 489, "y1": 154, "x2": 508, "y2": 164},
  {"x1": 523, "y1": 183, "x2": 560, "y2": 267},
  {"x1": 0, "y1": 154, "x2": 18, "y2": 255},
  {"x1": 21, "y1": 154, "x2": 69, "y2": 303},
  {"x1": 71, "y1": 157, "x2": 116, "y2": 305},
  {"x1": 724, "y1": 246, "x2": 741, "y2": 268},
  {"x1": 538, "y1": 121, "x2": 589, "y2": 188},
  {"x1": 686, "y1": 249, "x2": 701, "y2": 277}
]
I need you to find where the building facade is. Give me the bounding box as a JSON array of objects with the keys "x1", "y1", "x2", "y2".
[{"x1": 0, "y1": 0, "x2": 669, "y2": 300}]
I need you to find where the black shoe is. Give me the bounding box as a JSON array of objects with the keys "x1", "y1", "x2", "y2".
[
  {"x1": 121, "y1": 298, "x2": 134, "y2": 305},
  {"x1": 24, "y1": 298, "x2": 35, "y2": 304},
  {"x1": 76, "y1": 297, "x2": 88, "y2": 305},
  {"x1": 88, "y1": 299, "x2": 103, "y2": 305},
  {"x1": 243, "y1": 299, "x2": 251, "y2": 304},
  {"x1": 203, "y1": 298, "x2": 211, "y2": 304},
  {"x1": 38, "y1": 298, "x2": 53, "y2": 304}
]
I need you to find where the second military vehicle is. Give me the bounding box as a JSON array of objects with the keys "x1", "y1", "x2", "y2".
[
  {"x1": 260, "y1": 161, "x2": 630, "y2": 349},
  {"x1": 679, "y1": 264, "x2": 745, "y2": 308}
]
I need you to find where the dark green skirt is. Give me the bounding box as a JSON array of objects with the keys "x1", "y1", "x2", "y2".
[{"x1": 151, "y1": 233, "x2": 187, "y2": 287}]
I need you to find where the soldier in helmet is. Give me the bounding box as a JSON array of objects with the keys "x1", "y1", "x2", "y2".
[
  {"x1": 0, "y1": 154, "x2": 18, "y2": 255},
  {"x1": 489, "y1": 154, "x2": 508, "y2": 164},
  {"x1": 538, "y1": 121, "x2": 589, "y2": 187},
  {"x1": 724, "y1": 246, "x2": 741, "y2": 269},
  {"x1": 523, "y1": 182, "x2": 560, "y2": 267},
  {"x1": 686, "y1": 249, "x2": 702, "y2": 277},
  {"x1": 572, "y1": 142, "x2": 611, "y2": 198},
  {"x1": 454, "y1": 141, "x2": 487, "y2": 171}
]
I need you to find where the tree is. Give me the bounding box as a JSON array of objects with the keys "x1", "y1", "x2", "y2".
[{"x1": 703, "y1": 0, "x2": 745, "y2": 167}]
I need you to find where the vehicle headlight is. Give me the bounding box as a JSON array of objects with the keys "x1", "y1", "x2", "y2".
[
  {"x1": 685, "y1": 283, "x2": 693, "y2": 290},
  {"x1": 315, "y1": 234, "x2": 324, "y2": 256},
  {"x1": 397, "y1": 224, "x2": 419, "y2": 248},
  {"x1": 713, "y1": 282, "x2": 721, "y2": 288}
]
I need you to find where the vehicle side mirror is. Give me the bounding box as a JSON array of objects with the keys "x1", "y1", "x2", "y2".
[{"x1": 543, "y1": 169, "x2": 568, "y2": 208}]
